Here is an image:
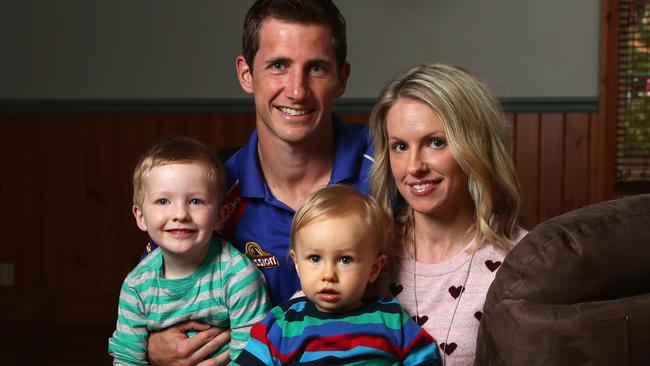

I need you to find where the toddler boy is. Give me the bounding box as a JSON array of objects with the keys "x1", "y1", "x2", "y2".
[{"x1": 108, "y1": 136, "x2": 270, "y2": 365}]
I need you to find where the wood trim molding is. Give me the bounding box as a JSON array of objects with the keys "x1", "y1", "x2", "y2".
[{"x1": 0, "y1": 97, "x2": 599, "y2": 115}]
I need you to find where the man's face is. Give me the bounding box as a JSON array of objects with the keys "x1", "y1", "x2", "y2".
[{"x1": 236, "y1": 18, "x2": 350, "y2": 146}]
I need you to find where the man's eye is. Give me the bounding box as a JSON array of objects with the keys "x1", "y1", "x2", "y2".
[
  {"x1": 310, "y1": 64, "x2": 324, "y2": 73},
  {"x1": 189, "y1": 198, "x2": 204, "y2": 205},
  {"x1": 156, "y1": 198, "x2": 170, "y2": 205},
  {"x1": 308, "y1": 255, "x2": 321, "y2": 263},
  {"x1": 339, "y1": 256, "x2": 353, "y2": 264},
  {"x1": 271, "y1": 62, "x2": 285, "y2": 71}
]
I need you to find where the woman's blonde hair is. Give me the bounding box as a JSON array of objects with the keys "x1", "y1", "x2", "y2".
[
  {"x1": 369, "y1": 63, "x2": 521, "y2": 250},
  {"x1": 290, "y1": 185, "x2": 393, "y2": 255}
]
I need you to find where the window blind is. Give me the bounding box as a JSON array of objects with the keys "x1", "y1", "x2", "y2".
[{"x1": 617, "y1": 0, "x2": 650, "y2": 183}]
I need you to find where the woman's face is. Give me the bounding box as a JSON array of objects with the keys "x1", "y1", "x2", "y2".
[{"x1": 386, "y1": 98, "x2": 472, "y2": 217}]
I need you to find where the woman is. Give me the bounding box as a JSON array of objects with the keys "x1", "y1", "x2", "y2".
[{"x1": 370, "y1": 63, "x2": 527, "y2": 365}]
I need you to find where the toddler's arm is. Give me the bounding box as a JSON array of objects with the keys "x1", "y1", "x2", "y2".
[
  {"x1": 108, "y1": 282, "x2": 149, "y2": 365},
  {"x1": 222, "y1": 241, "x2": 271, "y2": 360}
]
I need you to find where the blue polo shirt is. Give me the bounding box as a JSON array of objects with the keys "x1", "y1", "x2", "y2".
[{"x1": 222, "y1": 115, "x2": 373, "y2": 306}]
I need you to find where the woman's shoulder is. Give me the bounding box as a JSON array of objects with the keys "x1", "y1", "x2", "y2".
[
  {"x1": 510, "y1": 226, "x2": 529, "y2": 247},
  {"x1": 476, "y1": 225, "x2": 528, "y2": 262}
]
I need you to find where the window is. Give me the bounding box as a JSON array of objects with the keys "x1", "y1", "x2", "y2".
[{"x1": 617, "y1": 0, "x2": 650, "y2": 188}]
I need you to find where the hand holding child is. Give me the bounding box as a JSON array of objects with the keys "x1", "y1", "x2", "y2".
[{"x1": 148, "y1": 321, "x2": 230, "y2": 366}]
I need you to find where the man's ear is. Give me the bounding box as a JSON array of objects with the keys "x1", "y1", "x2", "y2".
[
  {"x1": 368, "y1": 254, "x2": 387, "y2": 284},
  {"x1": 132, "y1": 205, "x2": 148, "y2": 232},
  {"x1": 334, "y1": 61, "x2": 351, "y2": 97},
  {"x1": 290, "y1": 250, "x2": 300, "y2": 275},
  {"x1": 236, "y1": 55, "x2": 254, "y2": 94}
]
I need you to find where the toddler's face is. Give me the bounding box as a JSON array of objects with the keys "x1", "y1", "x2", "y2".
[
  {"x1": 133, "y1": 162, "x2": 221, "y2": 266},
  {"x1": 291, "y1": 214, "x2": 386, "y2": 313}
]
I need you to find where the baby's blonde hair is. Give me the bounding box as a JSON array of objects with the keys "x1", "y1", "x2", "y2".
[{"x1": 290, "y1": 185, "x2": 393, "y2": 255}]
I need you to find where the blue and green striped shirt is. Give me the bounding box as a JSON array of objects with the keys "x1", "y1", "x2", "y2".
[{"x1": 235, "y1": 297, "x2": 440, "y2": 365}]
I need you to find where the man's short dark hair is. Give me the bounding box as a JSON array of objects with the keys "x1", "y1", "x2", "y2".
[{"x1": 242, "y1": 0, "x2": 347, "y2": 73}]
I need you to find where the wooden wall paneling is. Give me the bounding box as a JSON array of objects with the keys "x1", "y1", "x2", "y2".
[
  {"x1": 215, "y1": 115, "x2": 257, "y2": 148},
  {"x1": 505, "y1": 113, "x2": 516, "y2": 156},
  {"x1": 514, "y1": 113, "x2": 541, "y2": 229},
  {"x1": 160, "y1": 116, "x2": 190, "y2": 139},
  {"x1": 1, "y1": 322, "x2": 113, "y2": 366},
  {"x1": 186, "y1": 116, "x2": 213, "y2": 146},
  {"x1": 564, "y1": 113, "x2": 591, "y2": 212},
  {"x1": 18, "y1": 119, "x2": 49, "y2": 296},
  {"x1": 538, "y1": 113, "x2": 565, "y2": 223},
  {"x1": 0, "y1": 108, "x2": 607, "y2": 324},
  {"x1": 43, "y1": 118, "x2": 60, "y2": 297},
  {"x1": 57, "y1": 118, "x2": 90, "y2": 297},
  {"x1": 81, "y1": 118, "x2": 113, "y2": 320},
  {"x1": 3, "y1": 118, "x2": 57, "y2": 321},
  {"x1": 587, "y1": 110, "x2": 616, "y2": 201},
  {"x1": 599, "y1": 0, "x2": 618, "y2": 201},
  {"x1": 86, "y1": 118, "x2": 139, "y2": 307},
  {"x1": 0, "y1": 120, "x2": 16, "y2": 304}
]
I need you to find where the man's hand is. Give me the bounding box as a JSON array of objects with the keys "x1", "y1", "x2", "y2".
[{"x1": 148, "y1": 321, "x2": 231, "y2": 366}]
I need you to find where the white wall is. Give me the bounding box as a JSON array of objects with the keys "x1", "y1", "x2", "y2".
[{"x1": 0, "y1": 0, "x2": 599, "y2": 99}]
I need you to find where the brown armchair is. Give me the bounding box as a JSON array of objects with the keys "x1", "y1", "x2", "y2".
[{"x1": 475, "y1": 194, "x2": 650, "y2": 365}]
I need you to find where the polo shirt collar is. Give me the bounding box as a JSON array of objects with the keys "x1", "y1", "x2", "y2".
[
  {"x1": 330, "y1": 114, "x2": 366, "y2": 185},
  {"x1": 236, "y1": 114, "x2": 365, "y2": 200}
]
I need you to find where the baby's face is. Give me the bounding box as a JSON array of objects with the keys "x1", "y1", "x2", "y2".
[
  {"x1": 133, "y1": 162, "x2": 221, "y2": 263},
  {"x1": 291, "y1": 214, "x2": 386, "y2": 313}
]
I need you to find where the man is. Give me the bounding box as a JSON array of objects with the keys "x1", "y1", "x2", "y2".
[{"x1": 147, "y1": 1, "x2": 373, "y2": 365}]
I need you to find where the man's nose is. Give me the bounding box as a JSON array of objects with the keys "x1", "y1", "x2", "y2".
[{"x1": 286, "y1": 69, "x2": 308, "y2": 101}]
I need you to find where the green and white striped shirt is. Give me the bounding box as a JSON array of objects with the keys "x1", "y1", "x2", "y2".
[{"x1": 108, "y1": 236, "x2": 270, "y2": 365}]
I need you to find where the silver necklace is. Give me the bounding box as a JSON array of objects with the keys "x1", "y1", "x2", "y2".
[{"x1": 410, "y1": 210, "x2": 476, "y2": 365}]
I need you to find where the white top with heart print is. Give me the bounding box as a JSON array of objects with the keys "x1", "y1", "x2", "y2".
[{"x1": 375, "y1": 226, "x2": 527, "y2": 366}]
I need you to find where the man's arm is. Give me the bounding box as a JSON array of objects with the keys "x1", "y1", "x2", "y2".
[{"x1": 147, "y1": 321, "x2": 230, "y2": 366}]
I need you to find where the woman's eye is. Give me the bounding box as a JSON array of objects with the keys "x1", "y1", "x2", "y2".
[
  {"x1": 392, "y1": 142, "x2": 407, "y2": 152},
  {"x1": 430, "y1": 137, "x2": 446, "y2": 149},
  {"x1": 339, "y1": 256, "x2": 353, "y2": 264},
  {"x1": 308, "y1": 255, "x2": 321, "y2": 263}
]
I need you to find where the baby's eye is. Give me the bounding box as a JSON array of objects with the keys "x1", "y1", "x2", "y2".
[
  {"x1": 155, "y1": 198, "x2": 170, "y2": 205},
  {"x1": 308, "y1": 255, "x2": 321, "y2": 263},
  {"x1": 189, "y1": 198, "x2": 204, "y2": 205},
  {"x1": 339, "y1": 256, "x2": 353, "y2": 264}
]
